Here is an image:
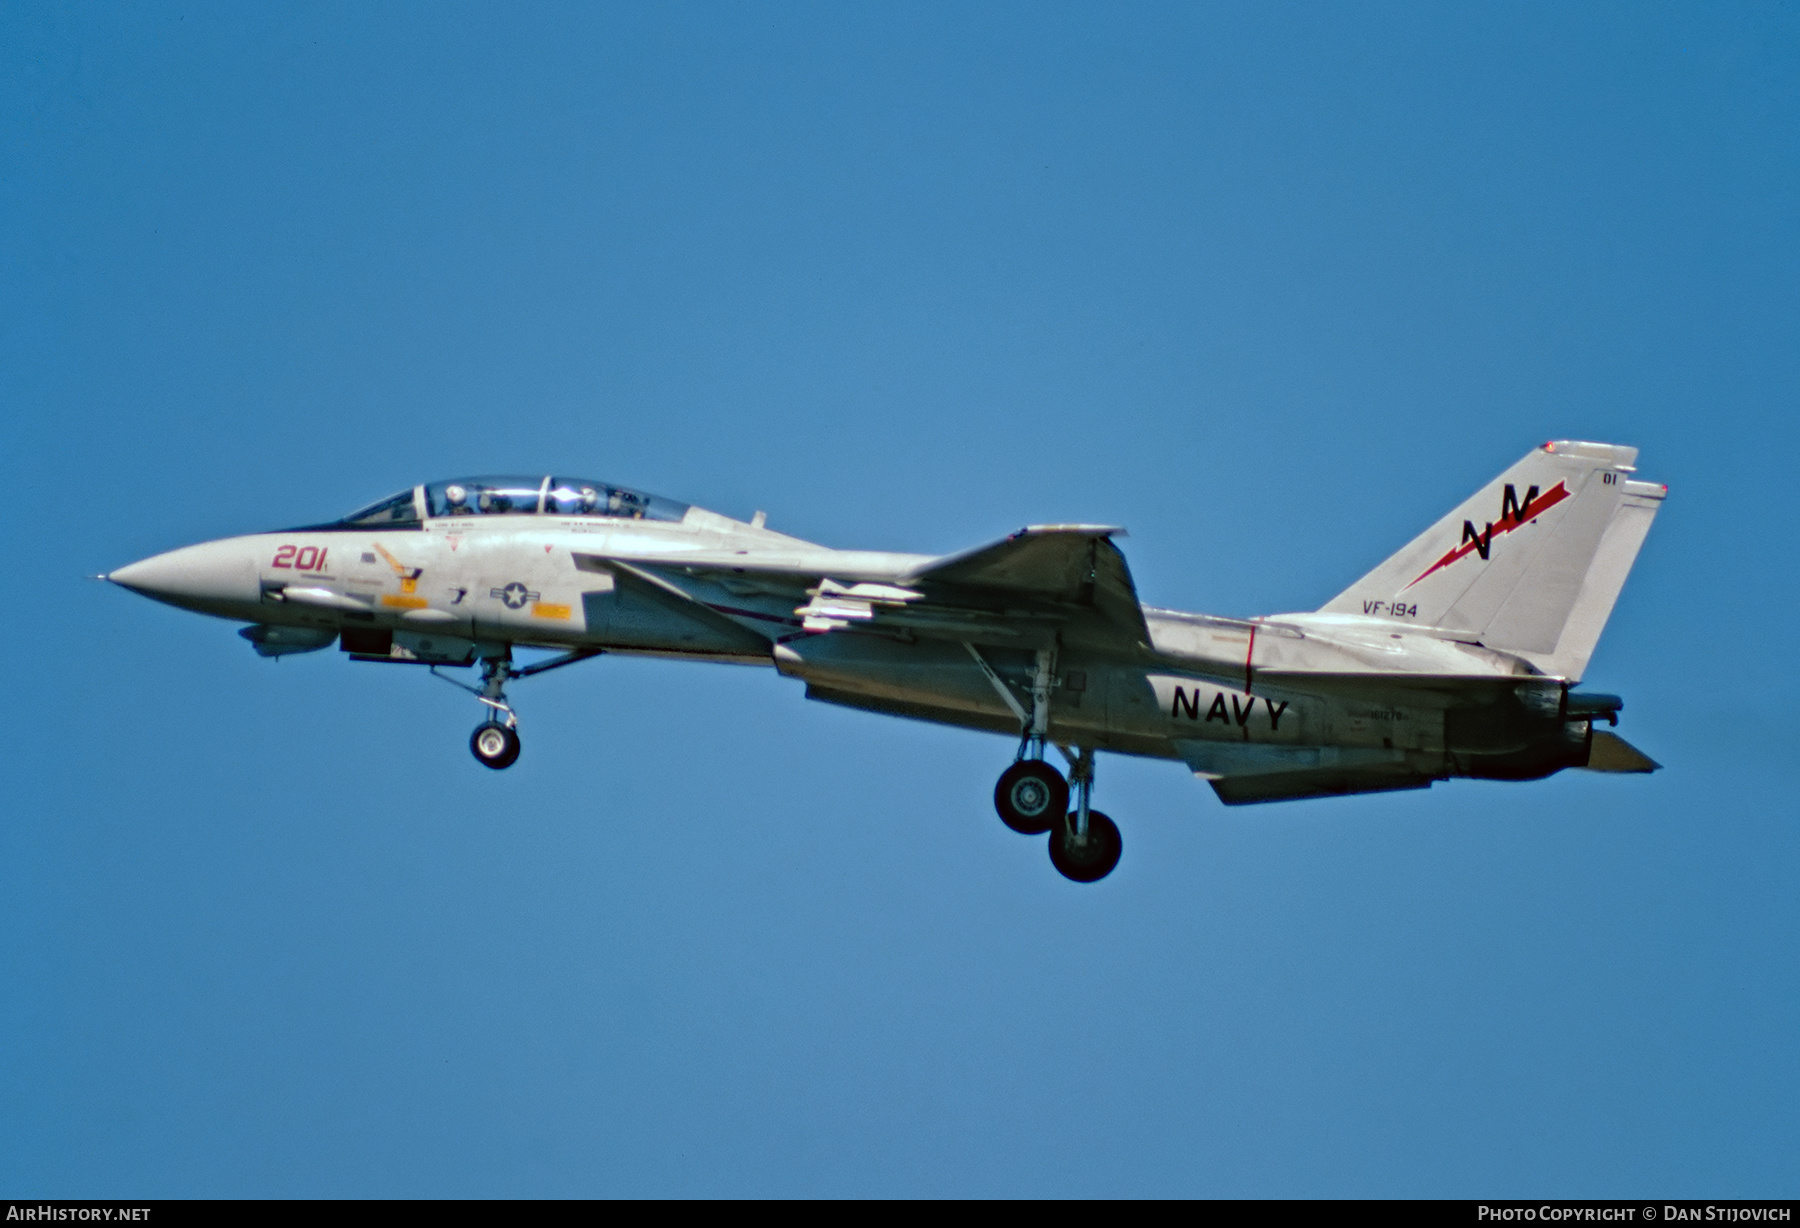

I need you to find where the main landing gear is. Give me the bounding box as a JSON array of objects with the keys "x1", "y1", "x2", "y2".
[
  {"x1": 995, "y1": 759, "x2": 1067, "y2": 834},
  {"x1": 973, "y1": 643, "x2": 1123, "y2": 883},
  {"x1": 432, "y1": 647, "x2": 603, "y2": 771},
  {"x1": 1046, "y1": 748, "x2": 1122, "y2": 884},
  {"x1": 1002, "y1": 745, "x2": 1121, "y2": 883}
]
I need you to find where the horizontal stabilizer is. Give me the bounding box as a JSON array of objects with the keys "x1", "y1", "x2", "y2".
[
  {"x1": 1583, "y1": 731, "x2": 1660, "y2": 773},
  {"x1": 1175, "y1": 739, "x2": 1441, "y2": 805},
  {"x1": 1210, "y1": 769, "x2": 1435, "y2": 805}
]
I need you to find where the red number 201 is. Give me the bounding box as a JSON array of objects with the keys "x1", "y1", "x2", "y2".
[{"x1": 271, "y1": 545, "x2": 327, "y2": 572}]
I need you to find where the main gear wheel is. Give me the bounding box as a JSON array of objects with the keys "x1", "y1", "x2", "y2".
[
  {"x1": 994, "y1": 759, "x2": 1069, "y2": 834},
  {"x1": 1048, "y1": 810, "x2": 1121, "y2": 882}
]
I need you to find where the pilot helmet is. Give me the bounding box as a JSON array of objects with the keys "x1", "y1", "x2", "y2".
[{"x1": 445, "y1": 484, "x2": 467, "y2": 506}]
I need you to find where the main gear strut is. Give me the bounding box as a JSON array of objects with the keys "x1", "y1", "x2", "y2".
[
  {"x1": 970, "y1": 644, "x2": 1070, "y2": 833},
  {"x1": 1048, "y1": 745, "x2": 1121, "y2": 882}
]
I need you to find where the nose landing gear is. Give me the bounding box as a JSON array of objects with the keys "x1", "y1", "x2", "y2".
[
  {"x1": 431, "y1": 647, "x2": 603, "y2": 771},
  {"x1": 462, "y1": 654, "x2": 523, "y2": 769}
]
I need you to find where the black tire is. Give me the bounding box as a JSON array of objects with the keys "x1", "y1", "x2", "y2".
[
  {"x1": 1048, "y1": 810, "x2": 1122, "y2": 882},
  {"x1": 994, "y1": 759, "x2": 1069, "y2": 834},
  {"x1": 470, "y1": 722, "x2": 521, "y2": 770}
]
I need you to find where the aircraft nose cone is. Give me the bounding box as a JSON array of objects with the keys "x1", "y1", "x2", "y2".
[{"x1": 109, "y1": 540, "x2": 262, "y2": 614}]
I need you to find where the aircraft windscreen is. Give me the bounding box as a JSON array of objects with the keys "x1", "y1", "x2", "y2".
[
  {"x1": 337, "y1": 489, "x2": 420, "y2": 526},
  {"x1": 420, "y1": 476, "x2": 688, "y2": 522}
]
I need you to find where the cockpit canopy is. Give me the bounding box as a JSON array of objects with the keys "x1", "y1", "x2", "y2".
[{"x1": 334, "y1": 476, "x2": 689, "y2": 527}]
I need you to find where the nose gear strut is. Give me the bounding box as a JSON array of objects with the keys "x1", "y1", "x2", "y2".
[{"x1": 431, "y1": 647, "x2": 603, "y2": 770}]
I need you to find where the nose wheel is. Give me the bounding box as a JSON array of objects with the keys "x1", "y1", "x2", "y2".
[
  {"x1": 430, "y1": 646, "x2": 603, "y2": 772},
  {"x1": 471, "y1": 721, "x2": 521, "y2": 769}
]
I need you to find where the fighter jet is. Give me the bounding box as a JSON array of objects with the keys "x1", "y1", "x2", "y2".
[{"x1": 106, "y1": 441, "x2": 1664, "y2": 882}]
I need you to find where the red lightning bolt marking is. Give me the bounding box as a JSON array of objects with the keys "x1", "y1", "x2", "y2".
[{"x1": 1403, "y1": 481, "x2": 1571, "y2": 590}]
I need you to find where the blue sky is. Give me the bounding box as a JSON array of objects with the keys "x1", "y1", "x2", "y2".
[{"x1": 3, "y1": 2, "x2": 1796, "y2": 1196}]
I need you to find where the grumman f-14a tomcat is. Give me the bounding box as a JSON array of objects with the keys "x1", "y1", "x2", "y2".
[{"x1": 106, "y1": 441, "x2": 1664, "y2": 883}]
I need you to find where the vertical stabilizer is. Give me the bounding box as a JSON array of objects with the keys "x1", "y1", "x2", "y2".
[
  {"x1": 1535, "y1": 476, "x2": 1665, "y2": 679},
  {"x1": 1320, "y1": 442, "x2": 1665, "y2": 679}
]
